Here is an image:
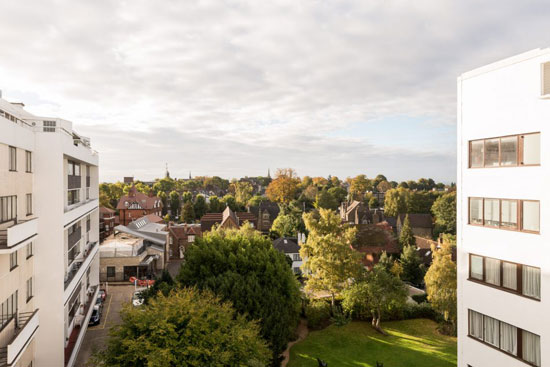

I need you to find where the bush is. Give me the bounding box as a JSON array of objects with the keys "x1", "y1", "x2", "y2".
[
  {"x1": 403, "y1": 302, "x2": 440, "y2": 321},
  {"x1": 305, "y1": 300, "x2": 331, "y2": 329},
  {"x1": 412, "y1": 293, "x2": 428, "y2": 304}
]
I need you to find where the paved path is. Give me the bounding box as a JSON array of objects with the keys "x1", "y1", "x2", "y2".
[
  {"x1": 74, "y1": 285, "x2": 135, "y2": 367},
  {"x1": 282, "y1": 319, "x2": 309, "y2": 367}
]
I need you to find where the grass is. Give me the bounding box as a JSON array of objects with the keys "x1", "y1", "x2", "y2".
[{"x1": 288, "y1": 319, "x2": 457, "y2": 367}]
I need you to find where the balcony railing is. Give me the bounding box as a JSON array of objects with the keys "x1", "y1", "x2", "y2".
[
  {"x1": 68, "y1": 175, "x2": 81, "y2": 190},
  {"x1": 0, "y1": 218, "x2": 38, "y2": 249},
  {"x1": 68, "y1": 226, "x2": 81, "y2": 249},
  {"x1": 0, "y1": 309, "x2": 39, "y2": 367},
  {"x1": 64, "y1": 241, "x2": 98, "y2": 290},
  {"x1": 64, "y1": 286, "x2": 98, "y2": 367}
]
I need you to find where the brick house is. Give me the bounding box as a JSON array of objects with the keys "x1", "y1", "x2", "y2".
[
  {"x1": 340, "y1": 200, "x2": 372, "y2": 224},
  {"x1": 353, "y1": 222, "x2": 400, "y2": 269},
  {"x1": 200, "y1": 206, "x2": 257, "y2": 232},
  {"x1": 167, "y1": 223, "x2": 202, "y2": 260},
  {"x1": 396, "y1": 213, "x2": 433, "y2": 238},
  {"x1": 99, "y1": 206, "x2": 116, "y2": 242},
  {"x1": 247, "y1": 201, "x2": 280, "y2": 233},
  {"x1": 116, "y1": 185, "x2": 163, "y2": 226}
]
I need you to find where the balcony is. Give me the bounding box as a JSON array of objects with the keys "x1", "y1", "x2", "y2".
[
  {"x1": 64, "y1": 241, "x2": 98, "y2": 292},
  {"x1": 68, "y1": 226, "x2": 81, "y2": 249},
  {"x1": 68, "y1": 175, "x2": 81, "y2": 190},
  {"x1": 0, "y1": 309, "x2": 39, "y2": 367},
  {"x1": 64, "y1": 198, "x2": 98, "y2": 225},
  {"x1": 64, "y1": 286, "x2": 98, "y2": 367},
  {"x1": 0, "y1": 218, "x2": 38, "y2": 250}
]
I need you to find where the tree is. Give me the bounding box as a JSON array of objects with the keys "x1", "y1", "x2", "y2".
[
  {"x1": 314, "y1": 188, "x2": 338, "y2": 210},
  {"x1": 399, "y1": 215, "x2": 416, "y2": 249},
  {"x1": 349, "y1": 174, "x2": 370, "y2": 200},
  {"x1": 232, "y1": 181, "x2": 253, "y2": 206},
  {"x1": 342, "y1": 265, "x2": 407, "y2": 333},
  {"x1": 99, "y1": 191, "x2": 111, "y2": 209},
  {"x1": 139, "y1": 270, "x2": 176, "y2": 305},
  {"x1": 265, "y1": 168, "x2": 300, "y2": 204},
  {"x1": 399, "y1": 244, "x2": 424, "y2": 286},
  {"x1": 328, "y1": 186, "x2": 347, "y2": 204},
  {"x1": 424, "y1": 236, "x2": 457, "y2": 327},
  {"x1": 181, "y1": 191, "x2": 193, "y2": 204},
  {"x1": 157, "y1": 191, "x2": 168, "y2": 216},
  {"x1": 208, "y1": 195, "x2": 224, "y2": 213},
  {"x1": 409, "y1": 191, "x2": 439, "y2": 214},
  {"x1": 271, "y1": 214, "x2": 301, "y2": 238},
  {"x1": 301, "y1": 209, "x2": 362, "y2": 308},
  {"x1": 181, "y1": 201, "x2": 195, "y2": 223},
  {"x1": 193, "y1": 194, "x2": 207, "y2": 219},
  {"x1": 93, "y1": 288, "x2": 270, "y2": 367},
  {"x1": 376, "y1": 180, "x2": 392, "y2": 193},
  {"x1": 222, "y1": 194, "x2": 238, "y2": 211},
  {"x1": 431, "y1": 191, "x2": 457, "y2": 235},
  {"x1": 383, "y1": 188, "x2": 410, "y2": 217},
  {"x1": 178, "y1": 227, "x2": 301, "y2": 366},
  {"x1": 152, "y1": 177, "x2": 175, "y2": 194},
  {"x1": 169, "y1": 191, "x2": 180, "y2": 218},
  {"x1": 368, "y1": 196, "x2": 379, "y2": 208},
  {"x1": 247, "y1": 195, "x2": 266, "y2": 208}
]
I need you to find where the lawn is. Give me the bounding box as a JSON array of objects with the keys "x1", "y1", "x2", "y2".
[{"x1": 288, "y1": 319, "x2": 456, "y2": 367}]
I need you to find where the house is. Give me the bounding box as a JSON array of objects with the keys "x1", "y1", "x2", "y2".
[
  {"x1": 353, "y1": 222, "x2": 400, "y2": 269},
  {"x1": 247, "y1": 201, "x2": 280, "y2": 233},
  {"x1": 414, "y1": 235, "x2": 457, "y2": 267},
  {"x1": 114, "y1": 214, "x2": 169, "y2": 269},
  {"x1": 168, "y1": 223, "x2": 202, "y2": 260},
  {"x1": 396, "y1": 213, "x2": 433, "y2": 238},
  {"x1": 99, "y1": 206, "x2": 116, "y2": 241},
  {"x1": 116, "y1": 185, "x2": 163, "y2": 225},
  {"x1": 272, "y1": 237, "x2": 303, "y2": 274},
  {"x1": 339, "y1": 200, "x2": 372, "y2": 224},
  {"x1": 99, "y1": 233, "x2": 164, "y2": 282},
  {"x1": 200, "y1": 206, "x2": 258, "y2": 232}
]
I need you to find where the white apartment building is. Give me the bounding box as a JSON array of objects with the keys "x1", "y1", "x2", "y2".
[
  {"x1": 0, "y1": 95, "x2": 99, "y2": 367},
  {"x1": 458, "y1": 49, "x2": 549, "y2": 367}
]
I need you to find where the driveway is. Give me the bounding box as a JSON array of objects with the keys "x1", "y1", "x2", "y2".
[{"x1": 74, "y1": 285, "x2": 135, "y2": 367}]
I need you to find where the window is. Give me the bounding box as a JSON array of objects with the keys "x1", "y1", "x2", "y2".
[
  {"x1": 469, "y1": 254, "x2": 541, "y2": 300},
  {"x1": 522, "y1": 201, "x2": 540, "y2": 232},
  {"x1": 469, "y1": 309, "x2": 540, "y2": 366},
  {"x1": 43, "y1": 120, "x2": 56, "y2": 132},
  {"x1": 86, "y1": 215, "x2": 91, "y2": 232},
  {"x1": 9, "y1": 146, "x2": 16, "y2": 171},
  {"x1": 0, "y1": 291, "x2": 18, "y2": 330},
  {"x1": 10, "y1": 251, "x2": 17, "y2": 270},
  {"x1": 292, "y1": 253, "x2": 301, "y2": 261},
  {"x1": 469, "y1": 133, "x2": 540, "y2": 168},
  {"x1": 67, "y1": 189, "x2": 80, "y2": 205},
  {"x1": 26, "y1": 277, "x2": 33, "y2": 302},
  {"x1": 25, "y1": 151, "x2": 32, "y2": 172},
  {"x1": 0, "y1": 195, "x2": 17, "y2": 223},
  {"x1": 107, "y1": 266, "x2": 115, "y2": 278},
  {"x1": 188, "y1": 235, "x2": 195, "y2": 243},
  {"x1": 26, "y1": 242, "x2": 33, "y2": 259},
  {"x1": 26, "y1": 194, "x2": 32, "y2": 215},
  {"x1": 67, "y1": 160, "x2": 80, "y2": 176},
  {"x1": 67, "y1": 284, "x2": 81, "y2": 326},
  {"x1": 542, "y1": 62, "x2": 550, "y2": 96},
  {"x1": 468, "y1": 197, "x2": 539, "y2": 233}
]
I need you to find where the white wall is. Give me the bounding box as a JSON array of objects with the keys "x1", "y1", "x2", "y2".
[{"x1": 458, "y1": 49, "x2": 550, "y2": 367}]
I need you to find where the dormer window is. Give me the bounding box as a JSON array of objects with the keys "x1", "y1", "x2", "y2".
[{"x1": 125, "y1": 201, "x2": 129, "y2": 207}]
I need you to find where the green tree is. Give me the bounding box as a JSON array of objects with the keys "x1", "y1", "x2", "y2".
[
  {"x1": 383, "y1": 188, "x2": 410, "y2": 217},
  {"x1": 399, "y1": 215, "x2": 416, "y2": 249},
  {"x1": 222, "y1": 194, "x2": 238, "y2": 211},
  {"x1": 368, "y1": 196, "x2": 380, "y2": 208},
  {"x1": 93, "y1": 288, "x2": 269, "y2": 367},
  {"x1": 152, "y1": 177, "x2": 175, "y2": 194},
  {"x1": 328, "y1": 186, "x2": 347, "y2": 204},
  {"x1": 271, "y1": 214, "x2": 301, "y2": 238},
  {"x1": 314, "y1": 188, "x2": 338, "y2": 210},
  {"x1": 157, "y1": 191, "x2": 168, "y2": 216},
  {"x1": 182, "y1": 201, "x2": 195, "y2": 223},
  {"x1": 409, "y1": 191, "x2": 439, "y2": 214},
  {"x1": 208, "y1": 195, "x2": 224, "y2": 213},
  {"x1": 193, "y1": 194, "x2": 207, "y2": 219},
  {"x1": 431, "y1": 191, "x2": 457, "y2": 235},
  {"x1": 178, "y1": 227, "x2": 301, "y2": 366},
  {"x1": 232, "y1": 181, "x2": 254, "y2": 206},
  {"x1": 399, "y1": 244, "x2": 424, "y2": 286},
  {"x1": 301, "y1": 209, "x2": 362, "y2": 308},
  {"x1": 349, "y1": 174, "x2": 370, "y2": 200},
  {"x1": 169, "y1": 191, "x2": 180, "y2": 218},
  {"x1": 424, "y1": 236, "x2": 457, "y2": 327},
  {"x1": 247, "y1": 195, "x2": 266, "y2": 208},
  {"x1": 181, "y1": 191, "x2": 193, "y2": 203}
]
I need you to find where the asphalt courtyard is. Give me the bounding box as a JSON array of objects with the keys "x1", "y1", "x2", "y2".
[{"x1": 74, "y1": 285, "x2": 135, "y2": 367}]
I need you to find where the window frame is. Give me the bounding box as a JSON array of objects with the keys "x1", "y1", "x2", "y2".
[
  {"x1": 0, "y1": 195, "x2": 17, "y2": 224},
  {"x1": 26, "y1": 277, "x2": 33, "y2": 302},
  {"x1": 8, "y1": 146, "x2": 17, "y2": 171},
  {"x1": 468, "y1": 253, "x2": 540, "y2": 301},
  {"x1": 468, "y1": 132, "x2": 541, "y2": 168},
  {"x1": 26, "y1": 242, "x2": 33, "y2": 259},
  {"x1": 26, "y1": 193, "x2": 32, "y2": 216},
  {"x1": 468, "y1": 197, "x2": 539, "y2": 234},
  {"x1": 25, "y1": 150, "x2": 32, "y2": 173},
  {"x1": 10, "y1": 251, "x2": 18, "y2": 271}
]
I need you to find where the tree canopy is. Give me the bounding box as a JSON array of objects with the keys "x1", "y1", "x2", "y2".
[
  {"x1": 265, "y1": 168, "x2": 300, "y2": 204},
  {"x1": 431, "y1": 191, "x2": 457, "y2": 235}
]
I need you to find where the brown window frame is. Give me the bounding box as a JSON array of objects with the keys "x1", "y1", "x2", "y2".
[
  {"x1": 469, "y1": 132, "x2": 540, "y2": 168},
  {"x1": 468, "y1": 197, "x2": 540, "y2": 234},
  {"x1": 468, "y1": 309, "x2": 540, "y2": 367},
  {"x1": 468, "y1": 253, "x2": 540, "y2": 301},
  {"x1": 8, "y1": 146, "x2": 17, "y2": 171}
]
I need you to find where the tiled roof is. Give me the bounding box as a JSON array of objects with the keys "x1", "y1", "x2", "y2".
[
  {"x1": 398, "y1": 214, "x2": 433, "y2": 228},
  {"x1": 273, "y1": 237, "x2": 300, "y2": 254},
  {"x1": 116, "y1": 185, "x2": 162, "y2": 210},
  {"x1": 100, "y1": 206, "x2": 115, "y2": 214}
]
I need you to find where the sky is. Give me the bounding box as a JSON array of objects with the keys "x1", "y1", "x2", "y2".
[{"x1": 1, "y1": 1, "x2": 550, "y2": 183}]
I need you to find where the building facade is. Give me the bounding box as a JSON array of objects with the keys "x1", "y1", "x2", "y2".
[
  {"x1": 457, "y1": 49, "x2": 547, "y2": 367},
  {"x1": 116, "y1": 186, "x2": 162, "y2": 226},
  {"x1": 0, "y1": 96, "x2": 100, "y2": 367}
]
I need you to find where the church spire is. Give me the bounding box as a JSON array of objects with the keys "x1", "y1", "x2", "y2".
[
  {"x1": 267, "y1": 168, "x2": 271, "y2": 178},
  {"x1": 165, "y1": 163, "x2": 170, "y2": 178}
]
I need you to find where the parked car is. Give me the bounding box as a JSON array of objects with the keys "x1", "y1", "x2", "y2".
[
  {"x1": 132, "y1": 290, "x2": 145, "y2": 307},
  {"x1": 95, "y1": 293, "x2": 104, "y2": 311},
  {"x1": 98, "y1": 289, "x2": 107, "y2": 302},
  {"x1": 89, "y1": 306, "x2": 102, "y2": 326}
]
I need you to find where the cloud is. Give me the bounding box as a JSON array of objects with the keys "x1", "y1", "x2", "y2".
[{"x1": 0, "y1": 0, "x2": 549, "y2": 182}]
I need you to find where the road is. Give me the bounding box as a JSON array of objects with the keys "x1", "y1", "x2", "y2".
[{"x1": 74, "y1": 285, "x2": 135, "y2": 367}]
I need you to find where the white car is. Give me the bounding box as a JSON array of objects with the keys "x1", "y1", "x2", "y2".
[{"x1": 132, "y1": 289, "x2": 145, "y2": 307}]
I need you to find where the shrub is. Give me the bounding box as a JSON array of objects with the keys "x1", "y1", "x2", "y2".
[
  {"x1": 403, "y1": 302, "x2": 440, "y2": 321},
  {"x1": 412, "y1": 293, "x2": 428, "y2": 304},
  {"x1": 305, "y1": 300, "x2": 331, "y2": 329}
]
